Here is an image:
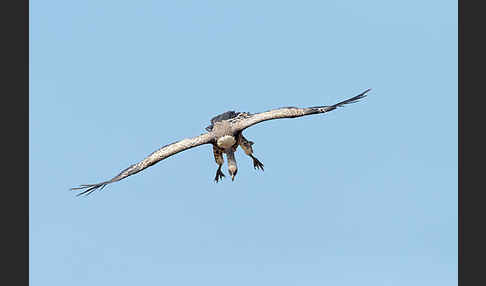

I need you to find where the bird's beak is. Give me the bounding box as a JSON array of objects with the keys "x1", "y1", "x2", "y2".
[{"x1": 231, "y1": 174, "x2": 235, "y2": 181}]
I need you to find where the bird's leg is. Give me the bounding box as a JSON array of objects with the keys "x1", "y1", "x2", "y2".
[
  {"x1": 215, "y1": 164, "x2": 225, "y2": 182},
  {"x1": 249, "y1": 154, "x2": 264, "y2": 171},
  {"x1": 238, "y1": 134, "x2": 264, "y2": 171},
  {"x1": 213, "y1": 144, "x2": 225, "y2": 182}
]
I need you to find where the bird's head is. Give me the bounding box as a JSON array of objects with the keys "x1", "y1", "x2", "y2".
[{"x1": 228, "y1": 165, "x2": 238, "y2": 181}]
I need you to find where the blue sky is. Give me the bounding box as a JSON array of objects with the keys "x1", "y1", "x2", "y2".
[{"x1": 30, "y1": 1, "x2": 457, "y2": 285}]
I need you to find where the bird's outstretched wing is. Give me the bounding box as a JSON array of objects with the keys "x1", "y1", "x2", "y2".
[
  {"x1": 71, "y1": 132, "x2": 215, "y2": 196},
  {"x1": 231, "y1": 89, "x2": 370, "y2": 132}
]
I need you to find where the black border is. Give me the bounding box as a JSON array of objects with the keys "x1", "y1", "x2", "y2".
[
  {"x1": 459, "y1": 0, "x2": 480, "y2": 284},
  {"x1": 3, "y1": 0, "x2": 29, "y2": 284}
]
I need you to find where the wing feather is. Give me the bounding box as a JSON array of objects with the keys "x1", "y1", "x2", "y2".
[
  {"x1": 71, "y1": 132, "x2": 214, "y2": 196},
  {"x1": 231, "y1": 89, "x2": 370, "y2": 132}
]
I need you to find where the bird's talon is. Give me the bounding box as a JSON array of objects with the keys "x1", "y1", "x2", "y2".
[
  {"x1": 214, "y1": 168, "x2": 226, "y2": 182},
  {"x1": 252, "y1": 158, "x2": 264, "y2": 171}
]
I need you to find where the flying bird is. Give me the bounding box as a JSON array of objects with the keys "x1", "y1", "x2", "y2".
[{"x1": 72, "y1": 89, "x2": 370, "y2": 196}]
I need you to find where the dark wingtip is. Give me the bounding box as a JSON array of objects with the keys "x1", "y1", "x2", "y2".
[
  {"x1": 334, "y1": 88, "x2": 371, "y2": 107},
  {"x1": 359, "y1": 88, "x2": 371, "y2": 98},
  {"x1": 70, "y1": 182, "x2": 109, "y2": 197},
  {"x1": 352, "y1": 88, "x2": 372, "y2": 100}
]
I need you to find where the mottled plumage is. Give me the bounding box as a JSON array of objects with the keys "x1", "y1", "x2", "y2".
[
  {"x1": 72, "y1": 89, "x2": 370, "y2": 195},
  {"x1": 205, "y1": 111, "x2": 242, "y2": 132}
]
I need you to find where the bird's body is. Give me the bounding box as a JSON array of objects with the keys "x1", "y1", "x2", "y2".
[
  {"x1": 216, "y1": 135, "x2": 236, "y2": 149},
  {"x1": 209, "y1": 115, "x2": 244, "y2": 181},
  {"x1": 72, "y1": 89, "x2": 370, "y2": 195}
]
